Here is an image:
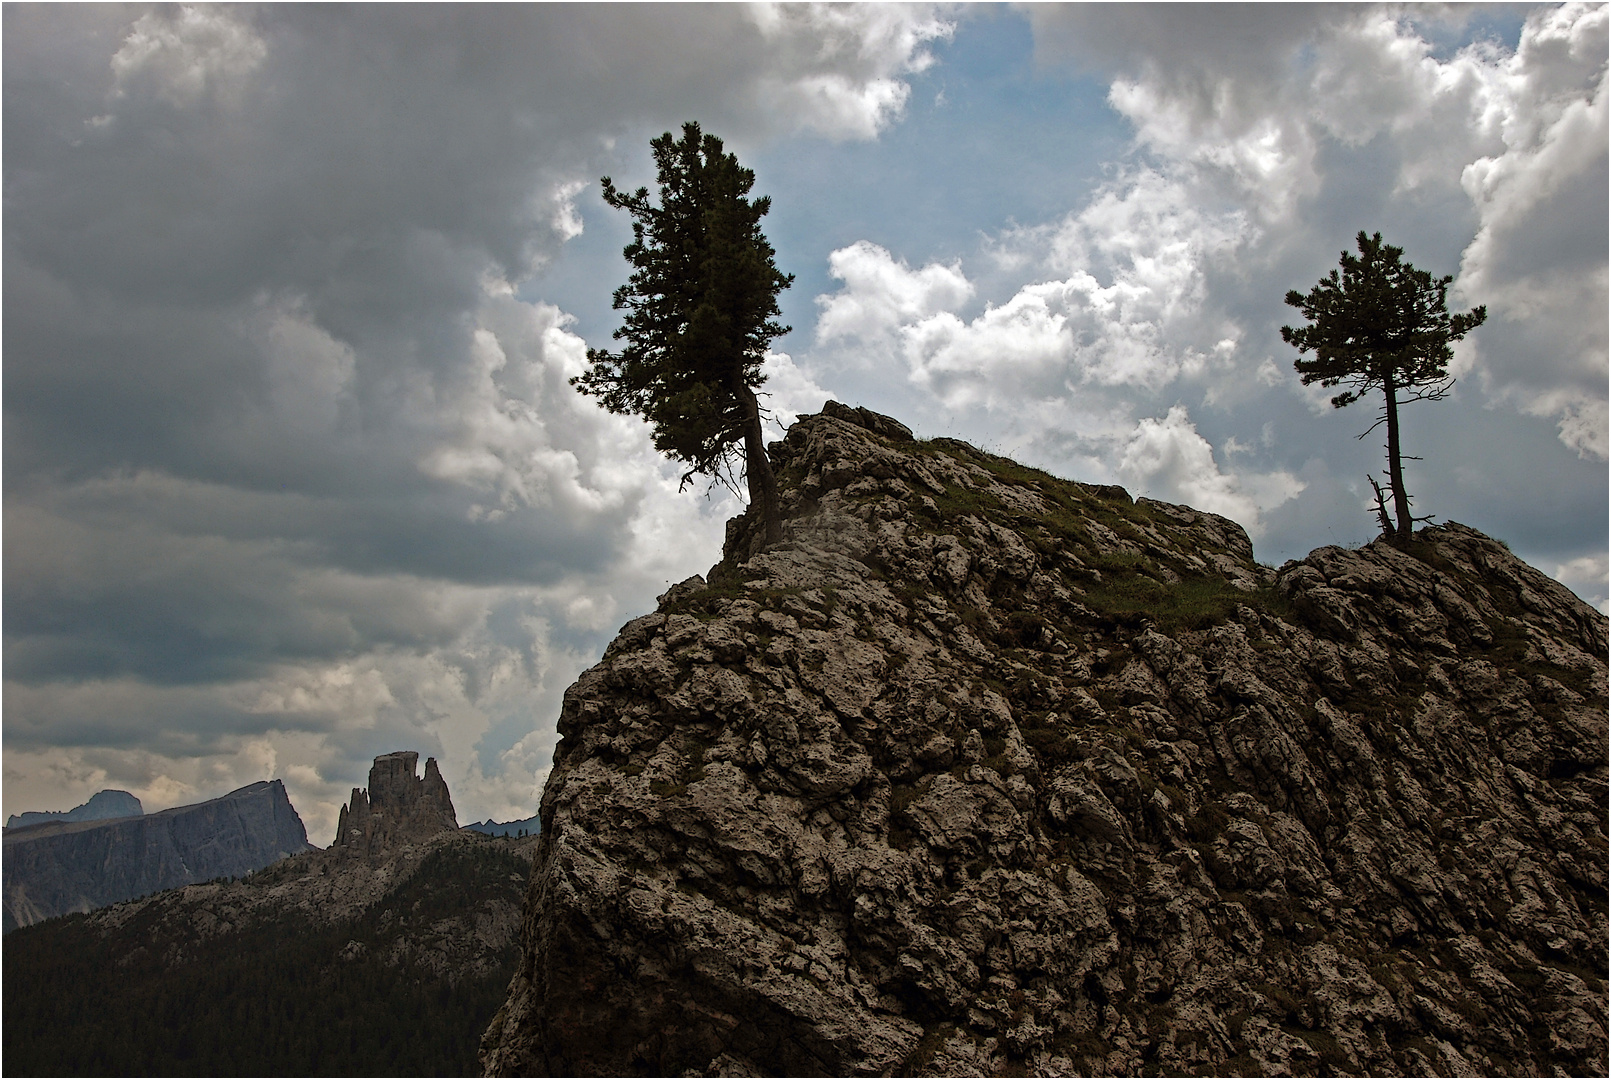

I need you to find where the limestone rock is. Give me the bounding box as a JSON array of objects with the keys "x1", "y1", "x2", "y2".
[
  {"x1": 335, "y1": 751, "x2": 459, "y2": 852},
  {"x1": 2, "y1": 780, "x2": 311, "y2": 933},
  {"x1": 482, "y1": 404, "x2": 1608, "y2": 1077}
]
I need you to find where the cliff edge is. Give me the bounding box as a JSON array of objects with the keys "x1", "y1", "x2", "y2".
[
  {"x1": 481, "y1": 403, "x2": 1607, "y2": 1076},
  {"x1": 2, "y1": 780, "x2": 311, "y2": 933}
]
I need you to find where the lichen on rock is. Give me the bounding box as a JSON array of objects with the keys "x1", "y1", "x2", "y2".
[{"x1": 482, "y1": 404, "x2": 1608, "y2": 1077}]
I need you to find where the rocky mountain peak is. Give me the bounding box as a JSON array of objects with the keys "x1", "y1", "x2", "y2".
[
  {"x1": 6, "y1": 789, "x2": 144, "y2": 831},
  {"x1": 334, "y1": 751, "x2": 458, "y2": 852},
  {"x1": 482, "y1": 404, "x2": 1607, "y2": 1076}
]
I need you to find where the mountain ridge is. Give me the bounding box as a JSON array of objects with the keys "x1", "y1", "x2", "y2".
[
  {"x1": 482, "y1": 402, "x2": 1607, "y2": 1077},
  {"x1": 2, "y1": 779, "x2": 312, "y2": 933},
  {"x1": 4, "y1": 753, "x2": 535, "y2": 1076},
  {"x1": 6, "y1": 789, "x2": 144, "y2": 831}
]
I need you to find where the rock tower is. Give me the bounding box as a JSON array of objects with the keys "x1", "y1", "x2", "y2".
[{"x1": 334, "y1": 751, "x2": 458, "y2": 852}]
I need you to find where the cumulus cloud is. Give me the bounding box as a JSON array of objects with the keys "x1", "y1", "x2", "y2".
[
  {"x1": 1027, "y1": 5, "x2": 1347, "y2": 223},
  {"x1": 758, "y1": 350, "x2": 839, "y2": 432},
  {"x1": 748, "y1": 4, "x2": 954, "y2": 139},
  {"x1": 1455, "y1": 4, "x2": 1608, "y2": 458},
  {"x1": 815, "y1": 241, "x2": 973, "y2": 347},
  {"x1": 813, "y1": 169, "x2": 1253, "y2": 409},
  {"x1": 1553, "y1": 553, "x2": 1611, "y2": 615},
  {"x1": 1117, "y1": 406, "x2": 1304, "y2": 536},
  {"x1": 108, "y1": 5, "x2": 267, "y2": 108},
  {"x1": 1027, "y1": 3, "x2": 1608, "y2": 461}
]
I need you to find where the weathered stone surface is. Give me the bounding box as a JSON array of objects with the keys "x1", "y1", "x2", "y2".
[
  {"x1": 2, "y1": 780, "x2": 312, "y2": 933},
  {"x1": 335, "y1": 751, "x2": 459, "y2": 852},
  {"x1": 482, "y1": 404, "x2": 1608, "y2": 1077}
]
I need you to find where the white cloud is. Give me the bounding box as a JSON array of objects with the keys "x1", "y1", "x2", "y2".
[
  {"x1": 815, "y1": 240, "x2": 973, "y2": 346},
  {"x1": 1116, "y1": 406, "x2": 1304, "y2": 536},
  {"x1": 416, "y1": 291, "x2": 636, "y2": 520},
  {"x1": 1106, "y1": 79, "x2": 1318, "y2": 224},
  {"x1": 758, "y1": 350, "x2": 837, "y2": 432},
  {"x1": 1455, "y1": 4, "x2": 1609, "y2": 459},
  {"x1": 747, "y1": 4, "x2": 955, "y2": 139},
  {"x1": 550, "y1": 181, "x2": 588, "y2": 244},
  {"x1": 813, "y1": 169, "x2": 1254, "y2": 410},
  {"x1": 1554, "y1": 552, "x2": 1610, "y2": 614},
  {"x1": 1034, "y1": 4, "x2": 1608, "y2": 461},
  {"x1": 1544, "y1": 395, "x2": 1610, "y2": 462}
]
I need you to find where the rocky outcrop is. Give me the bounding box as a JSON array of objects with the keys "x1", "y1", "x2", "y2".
[
  {"x1": 2, "y1": 780, "x2": 311, "y2": 933},
  {"x1": 334, "y1": 751, "x2": 459, "y2": 852},
  {"x1": 6, "y1": 789, "x2": 143, "y2": 830},
  {"x1": 482, "y1": 404, "x2": 1608, "y2": 1077}
]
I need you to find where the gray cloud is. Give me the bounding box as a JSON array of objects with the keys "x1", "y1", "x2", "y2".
[
  {"x1": 3, "y1": 3, "x2": 952, "y2": 833},
  {"x1": 5, "y1": 4, "x2": 1600, "y2": 845},
  {"x1": 1024, "y1": 3, "x2": 1351, "y2": 85}
]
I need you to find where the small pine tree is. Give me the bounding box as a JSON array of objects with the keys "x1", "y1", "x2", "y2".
[
  {"x1": 574, "y1": 122, "x2": 795, "y2": 547},
  {"x1": 1282, "y1": 231, "x2": 1485, "y2": 541}
]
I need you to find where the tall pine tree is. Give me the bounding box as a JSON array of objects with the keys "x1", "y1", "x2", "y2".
[
  {"x1": 574, "y1": 122, "x2": 794, "y2": 547},
  {"x1": 1282, "y1": 231, "x2": 1485, "y2": 541}
]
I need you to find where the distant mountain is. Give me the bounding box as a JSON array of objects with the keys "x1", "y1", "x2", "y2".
[
  {"x1": 5, "y1": 754, "x2": 537, "y2": 1077},
  {"x1": 465, "y1": 815, "x2": 540, "y2": 838},
  {"x1": 2, "y1": 780, "x2": 312, "y2": 933},
  {"x1": 6, "y1": 789, "x2": 143, "y2": 830}
]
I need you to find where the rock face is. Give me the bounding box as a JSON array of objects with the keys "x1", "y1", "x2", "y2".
[
  {"x1": 335, "y1": 751, "x2": 459, "y2": 852},
  {"x1": 6, "y1": 789, "x2": 144, "y2": 830},
  {"x1": 481, "y1": 404, "x2": 1608, "y2": 1077},
  {"x1": 2, "y1": 780, "x2": 311, "y2": 933}
]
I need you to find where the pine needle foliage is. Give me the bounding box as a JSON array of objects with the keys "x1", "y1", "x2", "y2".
[
  {"x1": 574, "y1": 122, "x2": 794, "y2": 545},
  {"x1": 1282, "y1": 231, "x2": 1485, "y2": 541}
]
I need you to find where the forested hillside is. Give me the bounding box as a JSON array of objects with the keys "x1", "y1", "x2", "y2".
[{"x1": 5, "y1": 836, "x2": 531, "y2": 1076}]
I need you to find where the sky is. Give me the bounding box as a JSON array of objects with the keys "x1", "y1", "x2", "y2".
[{"x1": 5, "y1": 3, "x2": 1606, "y2": 843}]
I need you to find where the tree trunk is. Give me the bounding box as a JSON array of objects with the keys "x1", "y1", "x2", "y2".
[
  {"x1": 734, "y1": 379, "x2": 783, "y2": 547},
  {"x1": 1383, "y1": 374, "x2": 1413, "y2": 541}
]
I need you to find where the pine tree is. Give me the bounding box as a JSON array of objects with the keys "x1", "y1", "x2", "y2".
[
  {"x1": 1282, "y1": 231, "x2": 1486, "y2": 541},
  {"x1": 574, "y1": 122, "x2": 795, "y2": 547}
]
